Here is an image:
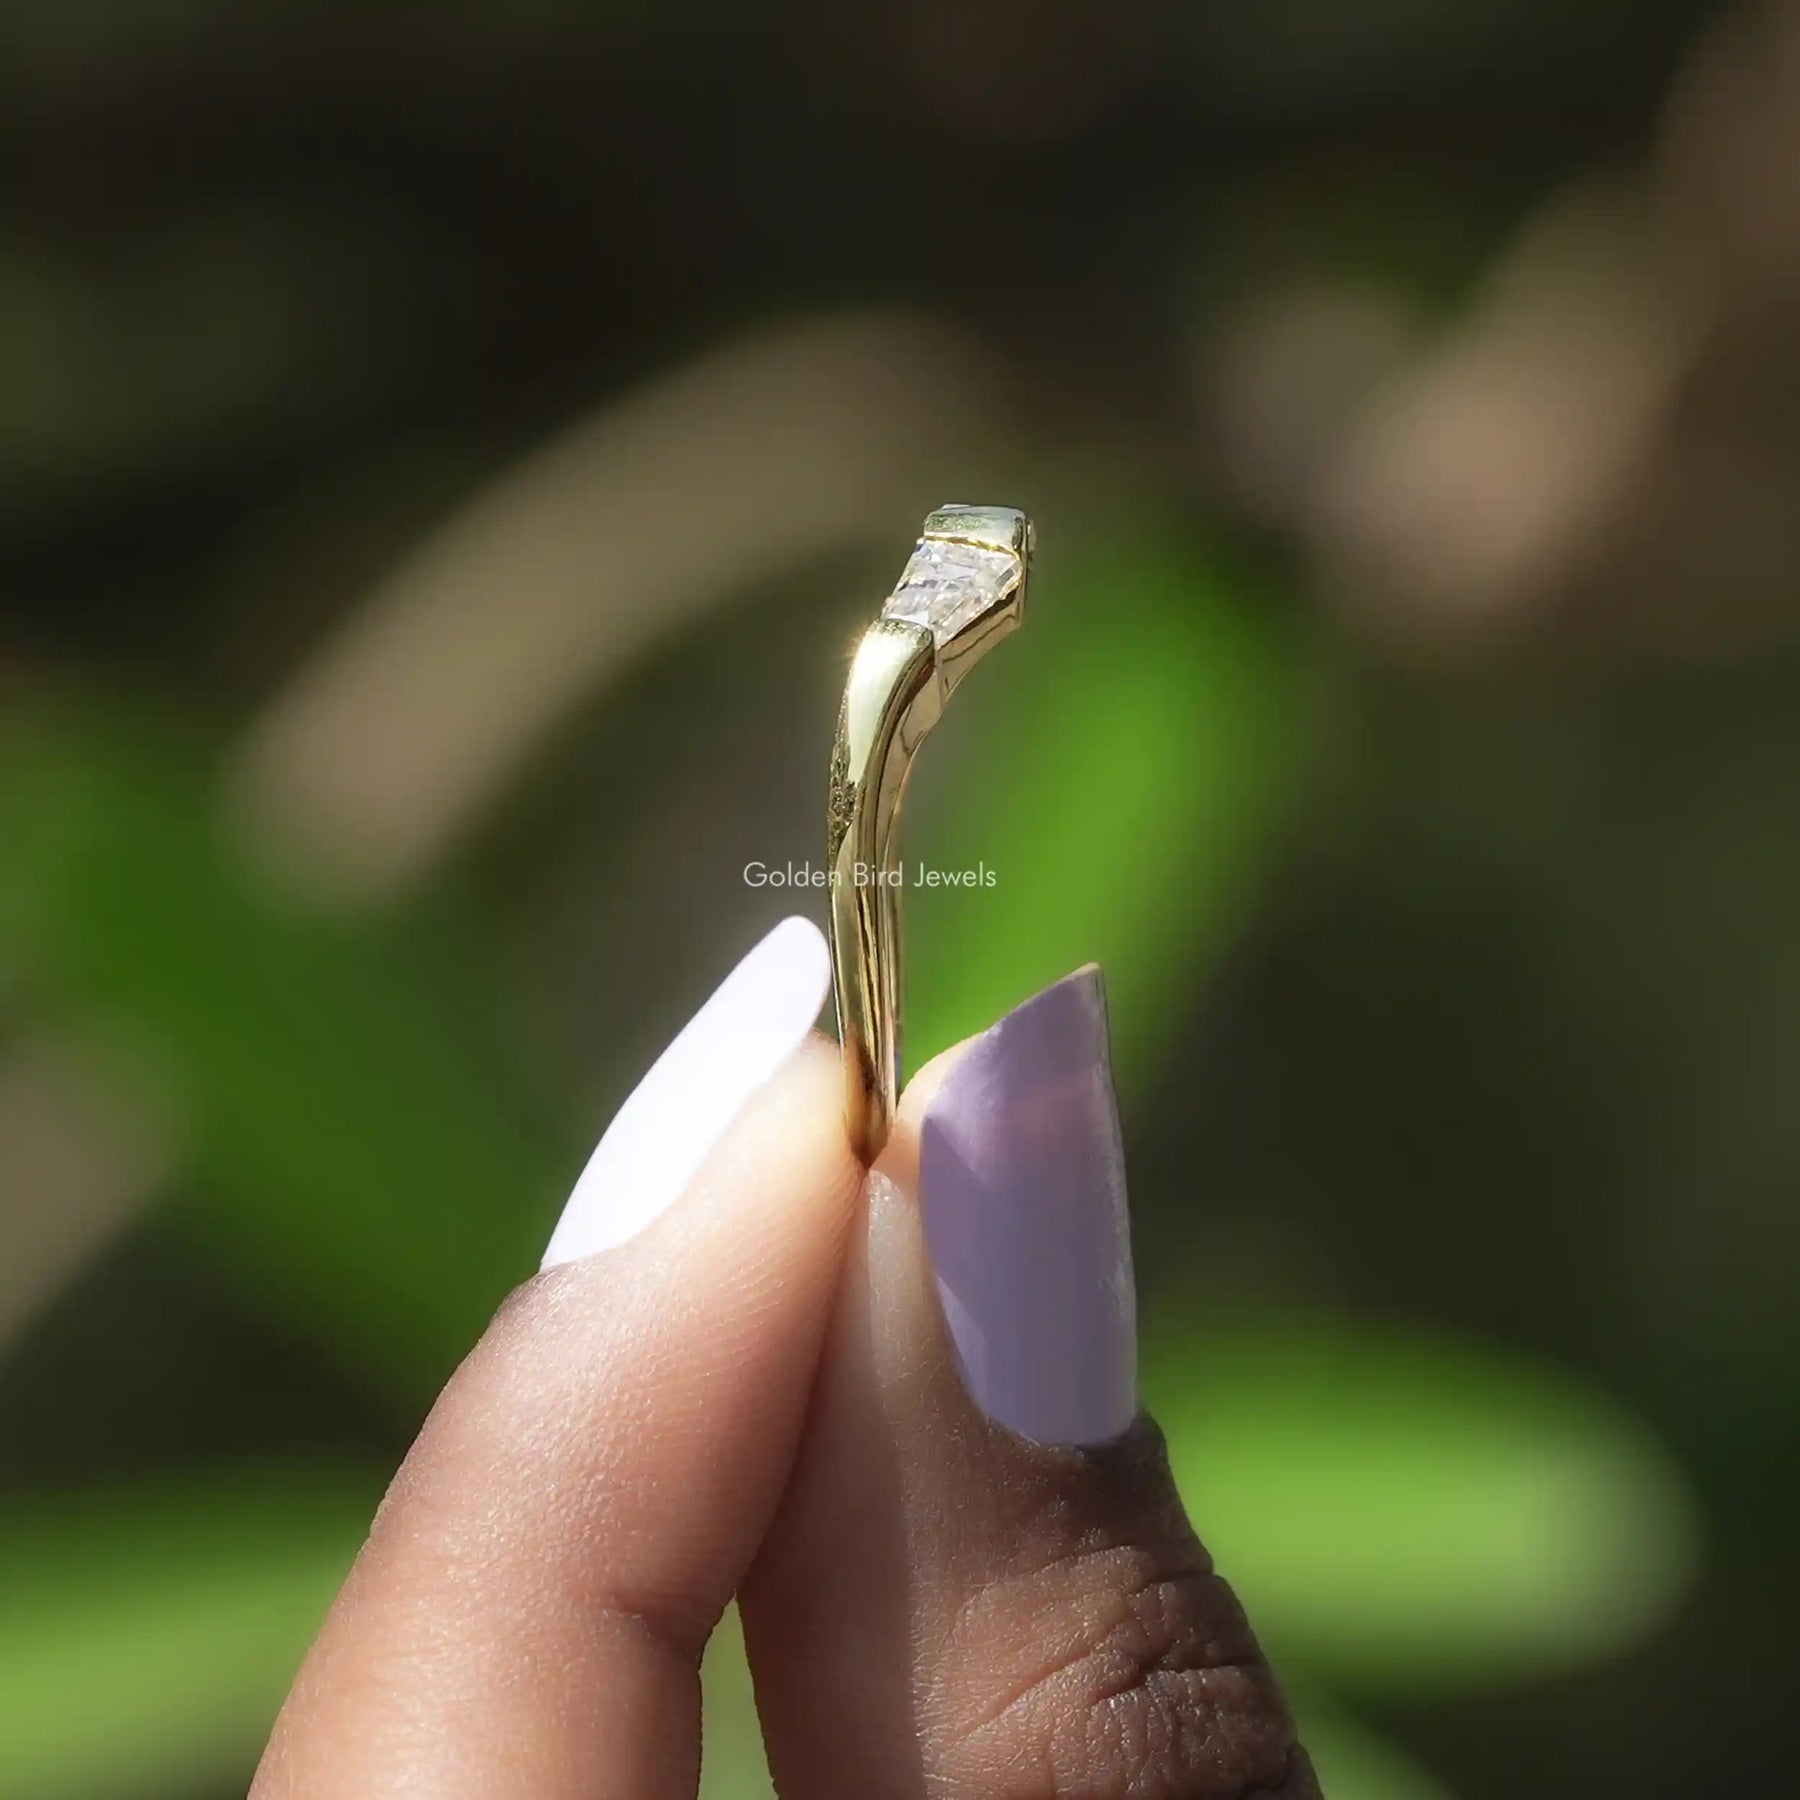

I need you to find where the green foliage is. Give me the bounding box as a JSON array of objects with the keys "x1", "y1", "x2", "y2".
[
  {"x1": 1145, "y1": 1313, "x2": 1697, "y2": 1694},
  {"x1": 697, "y1": 1606, "x2": 771, "y2": 1800},
  {"x1": 0, "y1": 1468, "x2": 372, "y2": 1800},
  {"x1": 1295, "y1": 1691, "x2": 1457, "y2": 1800},
  {"x1": 0, "y1": 701, "x2": 567, "y2": 1404},
  {"x1": 906, "y1": 529, "x2": 1300, "y2": 1080}
]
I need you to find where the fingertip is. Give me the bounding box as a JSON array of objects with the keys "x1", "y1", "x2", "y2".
[
  {"x1": 543, "y1": 915, "x2": 832, "y2": 1268},
  {"x1": 727, "y1": 1028, "x2": 863, "y2": 1222},
  {"x1": 890, "y1": 965, "x2": 1136, "y2": 1448},
  {"x1": 886, "y1": 1028, "x2": 982, "y2": 1193},
  {"x1": 888, "y1": 962, "x2": 1109, "y2": 1201}
]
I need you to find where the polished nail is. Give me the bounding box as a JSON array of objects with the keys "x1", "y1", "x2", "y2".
[
  {"x1": 542, "y1": 916, "x2": 831, "y2": 1267},
  {"x1": 918, "y1": 966, "x2": 1137, "y2": 1445}
]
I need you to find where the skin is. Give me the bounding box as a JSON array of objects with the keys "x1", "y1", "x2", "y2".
[{"x1": 253, "y1": 1034, "x2": 1318, "y2": 1799}]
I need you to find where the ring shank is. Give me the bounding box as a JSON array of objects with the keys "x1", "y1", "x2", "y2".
[{"x1": 827, "y1": 618, "x2": 937, "y2": 1161}]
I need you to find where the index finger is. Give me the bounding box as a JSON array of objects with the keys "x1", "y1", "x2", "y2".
[{"x1": 252, "y1": 919, "x2": 853, "y2": 1800}]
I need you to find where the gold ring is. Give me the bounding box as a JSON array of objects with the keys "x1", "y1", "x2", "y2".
[{"x1": 827, "y1": 504, "x2": 1032, "y2": 1161}]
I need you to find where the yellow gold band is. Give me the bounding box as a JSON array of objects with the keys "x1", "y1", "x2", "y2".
[{"x1": 826, "y1": 505, "x2": 1032, "y2": 1161}]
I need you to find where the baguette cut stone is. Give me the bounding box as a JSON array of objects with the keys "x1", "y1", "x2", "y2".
[{"x1": 883, "y1": 538, "x2": 1020, "y2": 643}]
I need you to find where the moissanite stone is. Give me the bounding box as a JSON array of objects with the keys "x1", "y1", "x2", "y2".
[{"x1": 883, "y1": 538, "x2": 1020, "y2": 643}]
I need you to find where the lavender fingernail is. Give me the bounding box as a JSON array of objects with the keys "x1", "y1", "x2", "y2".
[{"x1": 918, "y1": 966, "x2": 1137, "y2": 1446}]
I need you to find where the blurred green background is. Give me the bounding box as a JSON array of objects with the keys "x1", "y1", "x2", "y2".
[{"x1": 4, "y1": 1, "x2": 1797, "y2": 1795}]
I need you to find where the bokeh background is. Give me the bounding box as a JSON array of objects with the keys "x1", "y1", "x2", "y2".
[{"x1": 4, "y1": 2, "x2": 1797, "y2": 1795}]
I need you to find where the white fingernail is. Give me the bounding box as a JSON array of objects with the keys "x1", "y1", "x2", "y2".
[{"x1": 541, "y1": 916, "x2": 831, "y2": 1267}]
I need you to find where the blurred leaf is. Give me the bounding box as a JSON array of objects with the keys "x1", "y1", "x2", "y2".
[
  {"x1": 1144, "y1": 1312, "x2": 1698, "y2": 1694},
  {"x1": 0, "y1": 1466, "x2": 375, "y2": 1800},
  {"x1": 1295, "y1": 1690, "x2": 1455, "y2": 1800},
  {"x1": 699, "y1": 1604, "x2": 774, "y2": 1800},
  {"x1": 0, "y1": 699, "x2": 568, "y2": 1402},
  {"x1": 905, "y1": 527, "x2": 1300, "y2": 1084}
]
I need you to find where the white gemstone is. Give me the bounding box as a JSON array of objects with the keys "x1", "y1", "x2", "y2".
[{"x1": 883, "y1": 538, "x2": 1019, "y2": 642}]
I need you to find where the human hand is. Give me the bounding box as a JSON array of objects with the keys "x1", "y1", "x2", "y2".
[{"x1": 252, "y1": 918, "x2": 1318, "y2": 1798}]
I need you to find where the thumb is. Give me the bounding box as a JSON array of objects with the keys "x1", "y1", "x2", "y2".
[{"x1": 741, "y1": 966, "x2": 1319, "y2": 1799}]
